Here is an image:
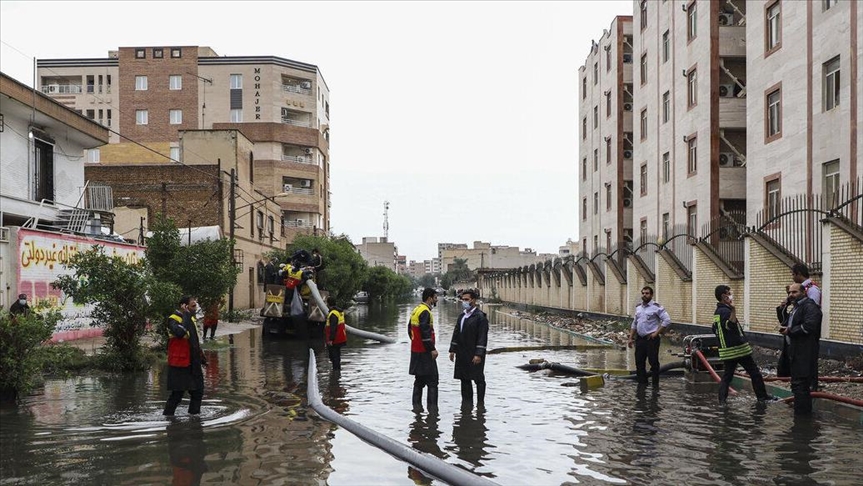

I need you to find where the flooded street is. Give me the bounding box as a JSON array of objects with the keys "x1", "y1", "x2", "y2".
[{"x1": 2, "y1": 301, "x2": 862, "y2": 485}]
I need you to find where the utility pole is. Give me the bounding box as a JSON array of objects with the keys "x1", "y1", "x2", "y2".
[
  {"x1": 383, "y1": 200, "x2": 390, "y2": 239},
  {"x1": 161, "y1": 182, "x2": 167, "y2": 216},
  {"x1": 228, "y1": 168, "x2": 236, "y2": 322},
  {"x1": 139, "y1": 216, "x2": 145, "y2": 246},
  {"x1": 187, "y1": 219, "x2": 192, "y2": 246}
]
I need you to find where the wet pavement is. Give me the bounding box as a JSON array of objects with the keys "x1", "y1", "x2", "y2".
[{"x1": 1, "y1": 302, "x2": 861, "y2": 485}]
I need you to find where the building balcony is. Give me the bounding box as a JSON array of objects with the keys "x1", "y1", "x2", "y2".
[
  {"x1": 718, "y1": 166, "x2": 746, "y2": 199},
  {"x1": 282, "y1": 83, "x2": 312, "y2": 96},
  {"x1": 281, "y1": 116, "x2": 311, "y2": 128},
  {"x1": 719, "y1": 25, "x2": 746, "y2": 58},
  {"x1": 719, "y1": 97, "x2": 745, "y2": 129},
  {"x1": 41, "y1": 84, "x2": 83, "y2": 94},
  {"x1": 281, "y1": 154, "x2": 316, "y2": 165}
]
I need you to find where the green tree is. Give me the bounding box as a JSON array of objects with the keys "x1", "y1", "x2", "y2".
[
  {"x1": 417, "y1": 273, "x2": 438, "y2": 289},
  {"x1": 276, "y1": 234, "x2": 368, "y2": 308},
  {"x1": 441, "y1": 258, "x2": 474, "y2": 289},
  {"x1": 0, "y1": 310, "x2": 59, "y2": 400},
  {"x1": 146, "y1": 217, "x2": 239, "y2": 312},
  {"x1": 362, "y1": 266, "x2": 413, "y2": 302},
  {"x1": 52, "y1": 247, "x2": 179, "y2": 371}
]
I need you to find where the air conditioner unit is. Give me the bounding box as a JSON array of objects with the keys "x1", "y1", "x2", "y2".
[
  {"x1": 295, "y1": 219, "x2": 306, "y2": 226},
  {"x1": 304, "y1": 148, "x2": 313, "y2": 155},
  {"x1": 718, "y1": 13, "x2": 734, "y2": 26},
  {"x1": 719, "y1": 152, "x2": 735, "y2": 167},
  {"x1": 623, "y1": 53, "x2": 633, "y2": 64},
  {"x1": 623, "y1": 198, "x2": 633, "y2": 208},
  {"x1": 623, "y1": 150, "x2": 633, "y2": 159},
  {"x1": 283, "y1": 183, "x2": 293, "y2": 193},
  {"x1": 295, "y1": 156, "x2": 305, "y2": 163},
  {"x1": 301, "y1": 81, "x2": 312, "y2": 89},
  {"x1": 719, "y1": 84, "x2": 737, "y2": 98},
  {"x1": 300, "y1": 180, "x2": 312, "y2": 188},
  {"x1": 47, "y1": 85, "x2": 58, "y2": 93},
  {"x1": 0, "y1": 227, "x2": 9, "y2": 243},
  {"x1": 623, "y1": 102, "x2": 633, "y2": 112}
]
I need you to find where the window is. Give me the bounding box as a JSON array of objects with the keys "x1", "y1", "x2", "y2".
[
  {"x1": 582, "y1": 198, "x2": 588, "y2": 220},
  {"x1": 766, "y1": 86, "x2": 782, "y2": 141},
  {"x1": 823, "y1": 0, "x2": 837, "y2": 9},
  {"x1": 594, "y1": 235, "x2": 599, "y2": 253},
  {"x1": 687, "y1": 136, "x2": 698, "y2": 174},
  {"x1": 822, "y1": 160, "x2": 840, "y2": 208},
  {"x1": 606, "y1": 185, "x2": 612, "y2": 210},
  {"x1": 268, "y1": 215, "x2": 275, "y2": 235},
  {"x1": 582, "y1": 158, "x2": 587, "y2": 180},
  {"x1": 169, "y1": 109, "x2": 182, "y2": 125},
  {"x1": 87, "y1": 148, "x2": 100, "y2": 163},
  {"x1": 594, "y1": 62, "x2": 598, "y2": 85},
  {"x1": 606, "y1": 92, "x2": 612, "y2": 117},
  {"x1": 823, "y1": 56, "x2": 840, "y2": 111},
  {"x1": 687, "y1": 69, "x2": 697, "y2": 107},
  {"x1": 594, "y1": 106, "x2": 599, "y2": 128},
  {"x1": 662, "y1": 152, "x2": 670, "y2": 183},
  {"x1": 640, "y1": 108, "x2": 647, "y2": 140},
  {"x1": 662, "y1": 91, "x2": 670, "y2": 123},
  {"x1": 582, "y1": 117, "x2": 587, "y2": 139},
  {"x1": 153, "y1": 48, "x2": 164, "y2": 58},
  {"x1": 230, "y1": 109, "x2": 242, "y2": 122},
  {"x1": 640, "y1": 0, "x2": 647, "y2": 30},
  {"x1": 662, "y1": 213, "x2": 670, "y2": 241},
  {"x1": 640, "y1": 164, "x2": 648, "y2": 196},
  {"x1": 607, "y1": 232, "x2": 612, "y2": 253},
  {"x1": 640, "y1": 219, "x2": 648, "y2": 244},
  {"x1": 170, "y1": 146, "x2": 180, "y2": 161},
  {"x1": 606, "y1": 138, "x2": 612, "y2": 164},
  {"x1": 766, "y1": 178, "x2": 781, "y2": 221},
  {"x1": 593, "y1": 192, "x2": 599, "y2": 215},
  {"x1": 766, "y1": 1, "x2": 781, "y2": 54},
  {"x1": 582, "y1": 77, "x2": 587, "y2": 99},
  {"x1": 86, "y1": 109, "x2": 95, "y2": 120},
  {"x1": 593, "y1": 149, "x2": 599, "y2": 171},
  {"x1": 687, "y1": 204, "x2": 698, "y2": 237},
  {"x1": 136, "y1": 110, "x2": 148, "y2": 125},
  {"x1": 662, "y1": 31, "x2": 670, "y2": 63},
  {"x1": 230, "y1": 74, "x2": 243, "y2": 89},
  {"x1": 171, "y1": 48, "x2": 182, "y2": 58},
  {"x1": 687, "y1": 2, "x2": 697, "y2": 41},
  {"x1": 169, "y1": 75, "x2": 182, "y2": 90},
  {"x1": 606, "y1": 47, "x2": 611, "y2": 72},
  {"x1": 640, "y1": 53, "x2": 648, "y2": 85},
  {"x1": 135, "y1": 48, "x2": 145, "y2": 59}
]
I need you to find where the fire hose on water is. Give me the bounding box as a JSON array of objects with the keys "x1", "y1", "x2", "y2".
[
  {"x1": 306, "y1": 349, "x2": 501, "y2": 486},
  {"x1": 693, "y1": 349, "x2": 739, "y2": 396},
  {"x1": 305, "y1": 280, "x2": 396, "y2": 344}
]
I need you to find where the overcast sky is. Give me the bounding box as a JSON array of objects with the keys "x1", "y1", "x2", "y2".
[{"x1": 1, "y1": 1, "x2": 630, "y2": 262}]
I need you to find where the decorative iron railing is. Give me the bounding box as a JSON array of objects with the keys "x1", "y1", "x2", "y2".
[{"x1": 700, "y1": 211, "x2": 746, "y2": 275}]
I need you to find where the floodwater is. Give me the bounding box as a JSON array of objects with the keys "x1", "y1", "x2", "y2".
[{"x1": 1, "y1": 302, "x2": 861, "y2": 485}]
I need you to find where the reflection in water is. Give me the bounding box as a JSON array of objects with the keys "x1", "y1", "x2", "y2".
[
  {"x1": 407, "y1": 412, "x2": 445, "y2": 485},
  {"x1": 450, "y1": 407, "x2": 492, "y2": 476},
  {"x1": 167, "y1": 419, "x2": 208, "y2": 486},
  {"x1": 630, "y1": 384, "x2": 662, "y2": 461},
  {"x1": 773, "y1": 418, "x2": 822, "y2": 486}
]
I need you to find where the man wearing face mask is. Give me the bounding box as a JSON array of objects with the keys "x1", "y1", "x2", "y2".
[
  {"x1": 449, "y1": 289, "x2": 489, "y2": 407},
  {"x1": 712, "y1": 285, "x2": 773, "y2": 404},
  {"x1": 9, "y1": 294, "x2": 32, "y2": 317},
  {"x1": 408, "y1": 288, "x2": 439, "y2": 412},
  {"x1": 781, "y1": 283, "x2": 822, "y2": 415},
  {"x1": 163, "y1": 295, "x2": 208, "y2": 416}
]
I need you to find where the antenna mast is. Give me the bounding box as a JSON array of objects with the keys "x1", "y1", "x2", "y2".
[{"x1": 383, "y1": 200, "x2": 390, "y2": 239}]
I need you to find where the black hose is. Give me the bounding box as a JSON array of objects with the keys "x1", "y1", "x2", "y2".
[
  {"x1": 517, "y1": 362, "x2": 596, "y2": 377},
  {"x1": 306, "y1": 349, "x2": 501, "y2": 486},
  {"x1": 610, "y1": 360, "x2": 686, "y2": 380}
]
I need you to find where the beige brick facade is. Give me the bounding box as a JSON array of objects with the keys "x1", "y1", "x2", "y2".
[
  {"x1": 824, "y1": 225, "x2": 863, "y2": 344},
  {"x1": 693, "y1": 246, "x2": 744, "y2": 327},
  {"x1": 655, "y1": 255, "x2": 691, "y2": 322},
  {"x1": 744, "y1": 238, "x2": 790, "y2": 333},
  {"x1": 605, "y1": 271, "x2": 625, "y2": 315}
]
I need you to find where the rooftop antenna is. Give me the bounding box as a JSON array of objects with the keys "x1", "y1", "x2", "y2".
[{"x1": 383, "y1": 200, "x2": 390, "y2": 239}]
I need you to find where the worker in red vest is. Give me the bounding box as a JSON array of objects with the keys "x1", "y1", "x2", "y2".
[
  {"x1": 325, "y1": 296, "x2": 347, "y2": 370},
  {"x1": 163, "y1": 295, "x2": 207, "y2": 416}
]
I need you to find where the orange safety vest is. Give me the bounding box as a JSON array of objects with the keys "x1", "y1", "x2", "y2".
[{"x1": 325, "y1": 309, "x2": 347, "y2": 345}]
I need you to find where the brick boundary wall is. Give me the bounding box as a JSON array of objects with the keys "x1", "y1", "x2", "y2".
[
  {"x1": 605, "y1": 265, "x2": 625, "y2": 315},
  {"x1": 823, "y1": 223, "x2": 863, "y2": 344},
  {"x1": 743, "y1": 238, "x2": 792, "y2": 334},
  {"x1": 693, "y1": 246, "x2": 745, "y2": 327},
  {"x1": 655, "y1": 254, "x2": 692, "y2": 322}
]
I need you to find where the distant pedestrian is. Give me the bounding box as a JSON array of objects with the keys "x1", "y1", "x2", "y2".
[
  {"x1": 409, "y1": 288, "x2": 439, "y2": 412},
  {"x1": 449, "y1": 289, "x2": 488, "y2": 408},
  {"x1": 264, "y1": 257, "x2": 279, "y2": 285},
  {"x1": 627, "y1": 286, "x2": 672, "y2": 387},
  {"x1": 712, "y1": 285, "x2": 773, "y2": 404},
  {"x1": 781, "y1": 283, "x2": 822, "y2": 415},
  {"x1": 325, "y1": 297, "x2": 347, "y2": 371},
  {"x1": 791, "y1": 263, "x2": 821, "y2": 306},
  {"x1": 163, "y1": 296, "x2": 208, "y2": 416},
  {"x1": 202, "y1": 298, "x2": 223, "y2": 341},
  {"x1": 311, "y1": 248, "x2": 325, "y2": 285},
  {"x1": 9, "y1": 293, "x2": 31, "y2": 317}
]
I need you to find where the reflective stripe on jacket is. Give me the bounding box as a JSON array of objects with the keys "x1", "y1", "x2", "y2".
[
  {"x1": 712, "y1": 304, "x2": 752, "y2": 360},
  {"x1": 325, "y1": 309, "x2": 348, "y2": 345},
  {"x1": 408, "y1": 303, "x2": 435, "y2": 353}
]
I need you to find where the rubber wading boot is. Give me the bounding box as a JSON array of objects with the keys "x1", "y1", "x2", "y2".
[
  {"x1": 427, "y1": 385, "x2": 438, "y2": 412},
  {"x1": 476, "y1": 382, "x2": 486, "y2": 405},
  {"x1": 412, "y1": 383, "x2": 424, "y2": 413}
]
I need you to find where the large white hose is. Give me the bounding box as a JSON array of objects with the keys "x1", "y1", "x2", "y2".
[
  {"x1": 307, "y1": 349, "x2": 501, "y2": 486},
  {"x1": 305, "y1": 280, "x2": 396, "y2": 344}
]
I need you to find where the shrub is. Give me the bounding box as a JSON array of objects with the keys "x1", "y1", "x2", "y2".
[{"x1": 0, "y1": 310, "x2": 59, "y2": 400}]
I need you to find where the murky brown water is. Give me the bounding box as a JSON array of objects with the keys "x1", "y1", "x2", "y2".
[{"x1": 1, "y1": 302, "x2": 861, "y2": 485}]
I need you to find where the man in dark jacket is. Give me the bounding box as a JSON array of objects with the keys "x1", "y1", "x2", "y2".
[
  {"x1": 712, "y1": 285, "x2": 772, "y2": 404},
  {"x1": 408, "y1": 288, "x2": 439, "y2": 412},
  {"x1": 163, "y1": 296, "x2": 208, "y2": 416},
  {"x1": 449, "y1": 289, "x2": 489, "y2": 407},
  {"x1": 9, "y1": 293, "x2": 32, "y2": 317},
  {"x1": 781, "y1": 283, "x2": 822, "y2": 415}
]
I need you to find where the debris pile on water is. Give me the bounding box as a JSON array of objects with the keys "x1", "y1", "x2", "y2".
[{"x1": 509, "y1": 310, "x2": 631, "y2": 347}]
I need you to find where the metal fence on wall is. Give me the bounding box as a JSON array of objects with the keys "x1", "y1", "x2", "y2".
[{"x1": 700, "y1": 211, "x2": 746, "y2": 275}]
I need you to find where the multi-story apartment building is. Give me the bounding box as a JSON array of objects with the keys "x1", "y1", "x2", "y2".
[
  {"x1": 441, "y1": 241, "x2": 556, "y2": 271},
  {"x1": 631, "y1": 0, "x2": 748, "y2": 250},
  {"x1": 37, "y1": 46, "x2": 331, "y2": 238},
  {"x1": 355, "y1": 237, "x2": 397, "y2": 271},
  {"x1": 746, "y1": 0, "x2": 862, "y2": 224},
  {"x1": 578, "y1": 16, "x2": 635, "y2": 256}
]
